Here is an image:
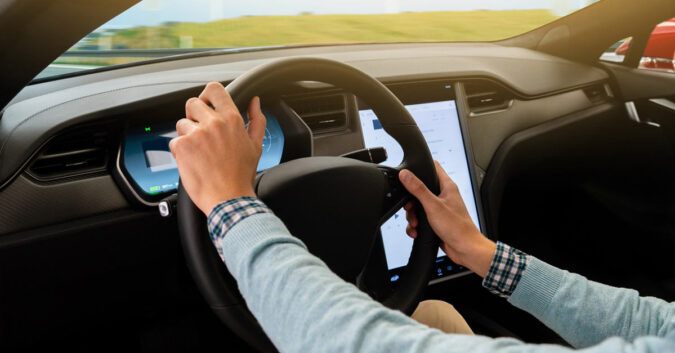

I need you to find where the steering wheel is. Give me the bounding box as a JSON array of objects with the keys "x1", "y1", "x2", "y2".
[{"x1": 177, "y1": 57, "x2": 439, "y2": 352}]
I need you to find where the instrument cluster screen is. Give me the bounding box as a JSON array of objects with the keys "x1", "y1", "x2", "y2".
[{"x1": 121, "y1": 112, "x2": 285, "y2": 199}]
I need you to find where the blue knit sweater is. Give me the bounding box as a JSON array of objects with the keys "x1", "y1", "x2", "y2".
[{"x1": 219, "y1": 212, "x2": 675, "y2": 352}]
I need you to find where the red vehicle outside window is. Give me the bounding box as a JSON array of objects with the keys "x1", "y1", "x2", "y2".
[{"x1": 616, "y1": 18, "x2": 675, "y2": 71}]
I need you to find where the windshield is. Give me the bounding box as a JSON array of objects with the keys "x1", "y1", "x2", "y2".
[{"x1": 36, "y1": 0, "x2": 600, "y2": 81}]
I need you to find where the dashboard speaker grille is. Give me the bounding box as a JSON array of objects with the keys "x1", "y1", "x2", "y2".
[
  {"x1": 285, "y1": 94, "x2": 348, "y2": 133},
  {"x1": 27, "y1": 126, "x2": 114, "y2": 182}
]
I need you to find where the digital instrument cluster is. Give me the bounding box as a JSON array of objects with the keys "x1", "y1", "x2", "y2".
[{"x1": 119, "y1": 112, "x2": 285, "y2": 202}]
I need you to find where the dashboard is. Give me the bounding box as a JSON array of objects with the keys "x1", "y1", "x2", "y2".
[
  {"x1": 114, "y1": 79, "x2": 488, "y2": 282},
  {"x1": 0, "y1": 42, "x2": 614, "y2": 285}
]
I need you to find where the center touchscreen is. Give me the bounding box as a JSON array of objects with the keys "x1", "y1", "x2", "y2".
[{"x1": 359, "y1": 100, "x2": 481, "y2": 281}]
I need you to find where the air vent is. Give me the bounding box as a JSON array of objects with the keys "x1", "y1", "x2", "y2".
[
  {"x1": 583, "y1": 84, "x2": 609, "y2": 104},
  {"x1": 27, "y1": 126, "x2": 113, "y2": 182},
  {"x1": 464, "y1": 80, "x2": 513, "y2": 115},
  {"x1": 285, "y1": 94, "x2": 348, "y2": 133}
]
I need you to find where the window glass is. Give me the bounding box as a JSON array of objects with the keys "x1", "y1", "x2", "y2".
[
  {"x1": 638, "y1": 18, "x2": 675, "y2": 73},
  {"x1": 36, "y1": 0, "x2": 602, "y2": 81}
]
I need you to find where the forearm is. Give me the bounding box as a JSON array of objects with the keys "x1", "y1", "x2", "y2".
[
  {"x1": 454, "y1": 235, "x2": 496, "y2": 278},
  {"x1": 220, "y1": 214, "x2": 674, "y2": 353},
  {"x1": 508, "y1": 257, "x2": 675, "y2": 348},
  {"x1": 472, "y1": 241, "x2": 675, "y2": 348},
  {"x1": 224, "y1": 213, "x2": 573, "y2": 353},
  {"x1": 208, "y1": 198, "x2": 673, "y2": 353},
  {"x1": 222, "y1": 213, "x2": 444, "y2": 352}
]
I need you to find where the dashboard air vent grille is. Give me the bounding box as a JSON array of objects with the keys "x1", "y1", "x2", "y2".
[
  {"x1": 285, "y1": 94, "x2": 348, "y2": 133},
  {"x1": 583, "y1": 84, "x2": 609, "y2": 104},
  {"x1": 464, "y1": 80, "x2": 513, "y2": 115},
  {"x1": 27, "y1": 126, "x2": 113, "y2": 182}
]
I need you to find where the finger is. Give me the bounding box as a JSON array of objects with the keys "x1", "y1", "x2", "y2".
[
  {"x1": 434, "y1": 160, "x2": 458, "y2": 195},
  {"x1": 405, "y1": 209, "x2": 418, "y2": 227},
  {"x1": 399, "y1": 169, "x2": 438, "y2": 210},
  {"x1": 198, "y1": 82, "x2": 236, "y2": 112},
  {"x1": 185, "y1": 97, "x2": 215, "y2": 124},
  {"x1": 176, "y1": 118, "x2": 198, "y2": 136},
  {"x1": 247, "y1": 97, "x2": 267, "y2": 152},
  {"x1": 168, "y1": 136, "x2": 183, "y2": 159},
  {"x1": 403, "y1": 200, "x2": 415, "y2": 211},
  {"x1": 406, "y1": 225, "x2": 418, "y2": 239}
]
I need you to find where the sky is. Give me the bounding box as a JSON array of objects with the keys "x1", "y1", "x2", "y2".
[{"x1": 103, "y1": 0, "x2": 597, "y2": 28}]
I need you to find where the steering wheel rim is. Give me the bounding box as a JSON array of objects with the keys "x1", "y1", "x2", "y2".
[{"x1": 178, "y1": 57, "x2": 439, "y2": 352}]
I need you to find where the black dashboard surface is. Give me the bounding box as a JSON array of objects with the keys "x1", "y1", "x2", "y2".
[
  {"x1": 0, "y1": 42, "x2": 614, "y2": 238},
  {"x1": 0, "y1": 42, "x2": 608, "y2": 190}
]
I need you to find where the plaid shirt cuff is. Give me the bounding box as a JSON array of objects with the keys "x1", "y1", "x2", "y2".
[
  {"x1": 482, "y1": 241, "x2": 530, "y2": 299},
  {"x1": 207, "y1": 196, "x2": 273, "y2": 260}
]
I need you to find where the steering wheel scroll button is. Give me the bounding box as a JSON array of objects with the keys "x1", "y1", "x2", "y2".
[{"x1": 381, "y1": 168, "x2": 408, "y2": 212}]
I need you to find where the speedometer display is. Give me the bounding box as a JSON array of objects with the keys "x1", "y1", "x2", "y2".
[
  {"x1": 120, "y1": 111, "x2": 285, "y2": 200},
  {"x1": 253, "y1": 113, "x2": 284, "y2": 172}
]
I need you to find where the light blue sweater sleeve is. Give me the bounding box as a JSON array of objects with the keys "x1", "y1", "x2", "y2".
[
  {"x1": 508, "y1": 257, "x2": 675, "y2": 348},
  {"x1": 221, "y1": 213, "x2": 675, "y2": 353}
]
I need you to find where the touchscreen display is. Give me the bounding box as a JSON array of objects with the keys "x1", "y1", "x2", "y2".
[
  {"x1": 122, "y1": 113, "x2": 285, "y2": 198},
  {"x1": 359, "y1": 100, "x2": 481, "y2": 280}
]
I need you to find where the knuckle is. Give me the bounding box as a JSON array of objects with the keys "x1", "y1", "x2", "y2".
[
  {"x1": 193, "y1": 127, "x2": 207, "y2": 138},
  {"x1": 185, "y1": 97, "x2": 200, "y2": 109},
  {"x1": 171, "y1": 139, "x2": 184, "y2": 153},
  {"x1": 205, "y1": 81, "x2": 223, "y2": 91},
  {"x1": 449, "y1": 181, "x2": 459, "y2": 191},
  {"x1": 223, "y1": 107, "x2": 240, "y2": 119},
  {"x1": 209, "y1": 117, "x2": 226, "y2": 129}
]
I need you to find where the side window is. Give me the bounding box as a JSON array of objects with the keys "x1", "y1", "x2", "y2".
[
  {"x1": 600, "y1": 37, "x2": 632, "y2": 63},
  {"x1": 638, "y1": 18, "x2": 675, "y2": 73}
]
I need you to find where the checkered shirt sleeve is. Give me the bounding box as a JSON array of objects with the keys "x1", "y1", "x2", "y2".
[
  {"x1": 207, "y1": 196, "x2": 273, "y2": 260},
  {"x1": 482, "y1": 241, "x2": 531, "y2": 299}
]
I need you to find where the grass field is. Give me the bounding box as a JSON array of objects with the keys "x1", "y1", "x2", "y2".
[
  {"x1": 52, "y1": 10, "x2": 558, "y2": 69},
  {"x1": 110, "y1": 10, "x2": 558, "y2": 49}
]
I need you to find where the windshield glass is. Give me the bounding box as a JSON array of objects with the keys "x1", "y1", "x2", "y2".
[{"x1": 36, "y1": 0, "x2": 600, "y2": 80}]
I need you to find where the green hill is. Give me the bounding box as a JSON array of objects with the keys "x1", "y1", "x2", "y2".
[{"x1": 111, "y1": 10, "x2": 557, "y2": 49}]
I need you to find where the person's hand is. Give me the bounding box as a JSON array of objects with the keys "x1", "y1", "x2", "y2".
[
  {"x1": 398, "y1": 161, "x2": 496, "y2": 277},
  {"x1": 169, "y1": 82, "x2": 267, "y2": 215}
]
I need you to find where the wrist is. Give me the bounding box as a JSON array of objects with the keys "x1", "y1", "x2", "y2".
[
  {"x1": 203, "y1": 188, "x2": 257, "y2": 215},
  {"x1": 457, "y1": 235, "x2": 496, "y2": 278}
]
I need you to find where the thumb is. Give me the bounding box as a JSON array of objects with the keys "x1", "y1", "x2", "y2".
[
  {"x1": 399, "y1": 169, "x2": 438, "y2": 210},
  {"x1": 247, "y1": 96, "x2": 267, "y2": 153}
]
